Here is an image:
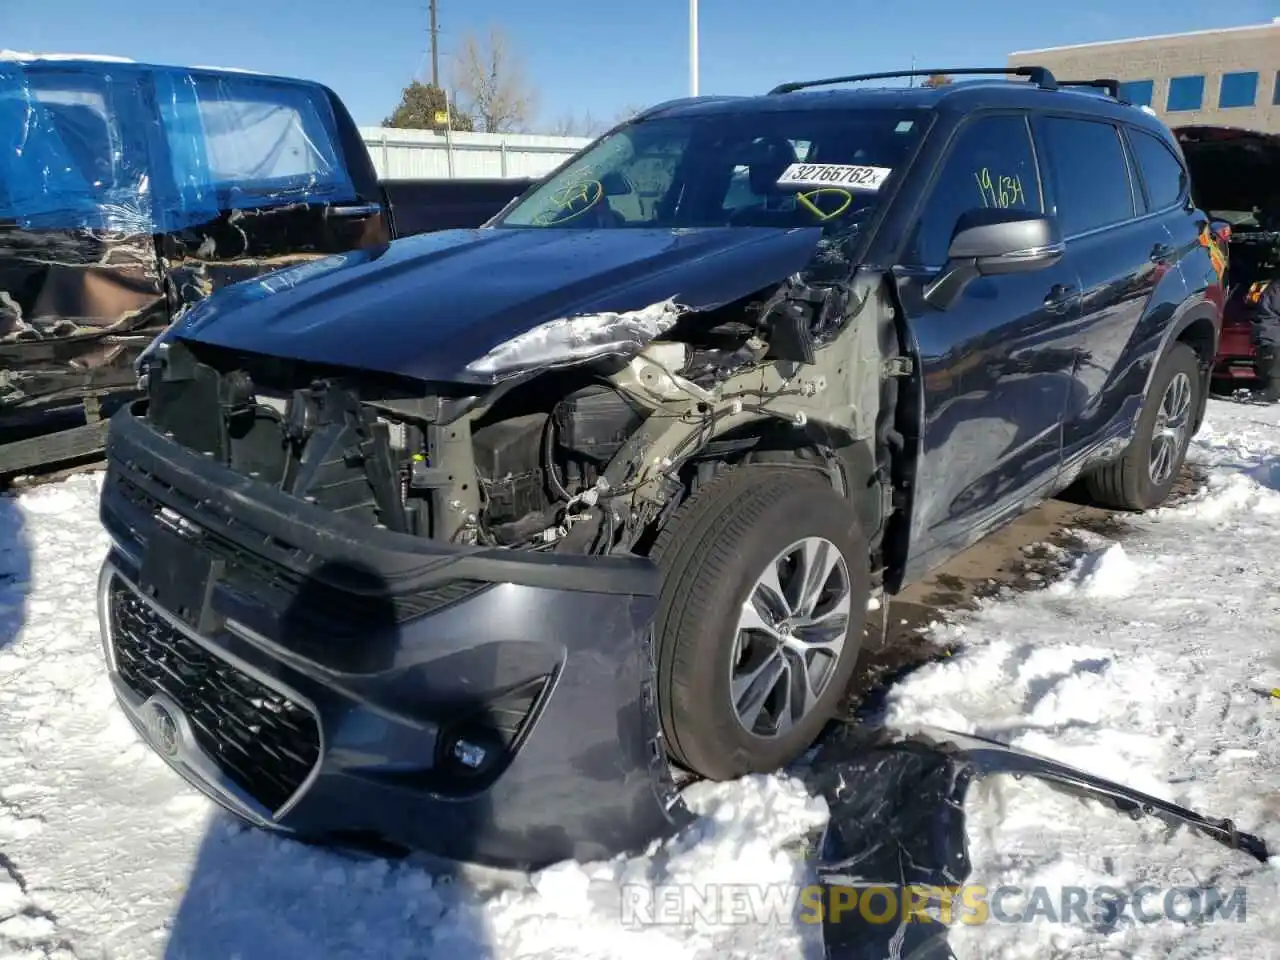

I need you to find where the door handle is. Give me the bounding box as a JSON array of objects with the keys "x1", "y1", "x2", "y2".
[
  {"x1": 1044, "y1": 283, "x2": 1078, "y2": 312},
  {"x1": 328, "y1": 202, "x2": 384, "y2": 218},
  {"x1": 1150, "y1": 243, "x2": 1174, "y2": 263}
]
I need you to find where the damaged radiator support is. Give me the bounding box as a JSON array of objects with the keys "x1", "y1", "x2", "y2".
[
  {"x1": 141, "y1": 339, "x2": 666, "y2": 550},
  {"x1": 146, "y1": 345, "x2": 486, "y2": 542}
]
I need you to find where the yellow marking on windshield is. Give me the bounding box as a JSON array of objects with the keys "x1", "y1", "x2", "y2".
[
  {"x1": 531, "y1": 179, "x2": 605, "y2": 225},
  {"x1": 796, "y1": 188, "x2": 853, "y2": 221}
]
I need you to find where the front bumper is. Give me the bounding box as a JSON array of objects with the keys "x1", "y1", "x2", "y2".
[{"x1": 96, "y1": 404, "x2": 689, "y2": 869}]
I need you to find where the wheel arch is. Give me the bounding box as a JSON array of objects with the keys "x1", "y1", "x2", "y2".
[
  {"x1": 1171, "y1": 311, "x2": 1219, "y2": 434},
  {"x1": 1149, "y1": 297, "x2": 1221, "y2": 434},
  {"x1": 706, "y1": 417, "x2": 886, "y2": 543}
]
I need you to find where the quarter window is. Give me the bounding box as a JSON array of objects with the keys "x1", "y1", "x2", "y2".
[
  {"x1": 904, "y1": 114, "x2": 1042, "y2": 266},
  {"x1": 1039, "y1": 117, "x2": 1134, "y2": 236},
  {"x1": 1128, "y1": 129, "x2": 1188, "y2": 211}
]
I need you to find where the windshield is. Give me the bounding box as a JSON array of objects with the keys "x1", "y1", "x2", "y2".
[{"x1": 495, "y1": 108, "x2": 926, "y2": 232}]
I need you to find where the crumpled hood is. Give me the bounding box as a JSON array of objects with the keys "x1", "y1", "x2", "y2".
[{"x1": 173, "y1": 225, "x2": 826, "y2": 384}]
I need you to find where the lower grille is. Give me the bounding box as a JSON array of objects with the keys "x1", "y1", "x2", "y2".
[{"x1": 108, "y1": 578, "x2": 320, "y2": 814}]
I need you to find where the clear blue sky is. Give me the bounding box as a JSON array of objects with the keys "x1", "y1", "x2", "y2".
[{"x1": 4, "y1": 0, "x2": 1276, "y2": 129}]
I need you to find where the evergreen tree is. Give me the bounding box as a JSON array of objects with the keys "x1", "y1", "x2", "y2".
[{"x1": 382, "y1": 81, "x2": 474, "y2": 132}]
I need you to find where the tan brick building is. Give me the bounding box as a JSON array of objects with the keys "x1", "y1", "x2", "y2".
[{"x1": 1008, "y1": 19, "x2": 1280, "y2": 133}]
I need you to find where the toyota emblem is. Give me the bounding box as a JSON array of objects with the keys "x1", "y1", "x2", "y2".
[{"x1": 146, "y1": 702, "x2": 181, "y2": 758}]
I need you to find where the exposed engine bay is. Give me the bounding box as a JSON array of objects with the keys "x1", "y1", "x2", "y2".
[{"x1": 140, "y1": 269, "x2": 897, "y2": 560}]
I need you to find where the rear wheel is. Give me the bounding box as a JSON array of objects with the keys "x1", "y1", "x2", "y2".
[
  {"x1": 651, "y1": 466, "x2": 869, "y2": 780},
  {"x1": 1084, "y1": 342, "x2": 1200, "y2": 510}
]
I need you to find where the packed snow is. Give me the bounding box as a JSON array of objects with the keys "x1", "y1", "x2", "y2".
[{"x1": 1, "y1": 396, "x2": 1278, "y2": 959}]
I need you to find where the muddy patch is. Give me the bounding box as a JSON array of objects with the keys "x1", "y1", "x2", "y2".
[{"x1": 841, "y1": 462, "x2": 1210, "y2": 716}]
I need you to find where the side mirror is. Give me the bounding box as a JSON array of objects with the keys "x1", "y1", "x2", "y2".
[{"x1": 923, "y1": 209, "x2": 1065, "y2": 310}]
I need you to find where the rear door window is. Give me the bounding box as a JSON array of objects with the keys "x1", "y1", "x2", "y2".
[
  {"x1": 1037, "y1": 117, "x2": 1135, "y2": 236},
  {"x1": 904, "y1": 113, "x2": 1043, "y2": 266},
  {"x1": 1127, "y1": 129, "x2": 1188, "y2": 211},
  {"x1": 190, "y1": 76, "x2": 343, "y2": 186},
  {"x1": 157, "y1": 71, "x2": 356, "y2": 214}
]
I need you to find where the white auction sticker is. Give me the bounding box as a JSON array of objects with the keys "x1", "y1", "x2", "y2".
[{"x1": 776, "y1": 163, "x2": 893, "y2": 191}]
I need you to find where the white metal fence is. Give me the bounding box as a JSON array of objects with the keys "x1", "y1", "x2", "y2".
[{"x1": 359, "y1": 127, "x2": 591, "y2": 180}]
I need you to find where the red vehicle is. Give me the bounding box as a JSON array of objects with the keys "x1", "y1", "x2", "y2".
[{"x1": 1175, "y1": 125, "x2": 1280, "y2": 386}]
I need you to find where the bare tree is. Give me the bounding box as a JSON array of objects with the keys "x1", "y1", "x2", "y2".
[
  {"x1": 547, "y1": 103, "x2": 648, "y2": 137},
  {"x1": 611, "y1": 103, "x2": 647, "y2": 125},
  {"x1": 451, "y1": 25, "x2": 538, "y2": 133},
  {"x1": 547, "y1": 110, "x2": 608, "y2": 137}
]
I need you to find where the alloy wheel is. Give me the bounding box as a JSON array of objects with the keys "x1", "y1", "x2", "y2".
[{"x1": 729, "y1": 536, "x2": 852, "y2": 738}]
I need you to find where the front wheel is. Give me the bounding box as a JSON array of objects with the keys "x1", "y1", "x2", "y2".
[
  {"x1": 1084, "y1": 342, "x2": 1200, "y2": 510},
  {"x1": 650, "y1": 466, "x2": 870, "y2": 780}
]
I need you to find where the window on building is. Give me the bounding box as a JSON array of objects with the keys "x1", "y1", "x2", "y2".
[
  {"x1": 1167, "y1": 75, "x2": 1205, "y2": 111},
  {"x1": 1128, "y1": 129, "x2": 1188, "y2": 211},
  {"x1": 1039, "y1": 117, "x2": 1135, "y2": 236},
  {"x1": 1219, "y1": 71, "x2": 1259, "y2": 108},
  {"x1": 1273, "y1": 70, "x2": 1280, "y2": 105},
  {"x1": 1118, "y1": 80, "x2": 1154, "y2": 107}
]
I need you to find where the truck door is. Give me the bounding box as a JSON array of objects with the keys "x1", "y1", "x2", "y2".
[
  {"x1": 894, "y1": 112, "x2": 1081, "y2": 570},
  {"x1": 150, "y1": 69, "x2": 391, "y2": 312},
  {"x1": 0, "y1": 62, "x2": 169, "y2": 434}
]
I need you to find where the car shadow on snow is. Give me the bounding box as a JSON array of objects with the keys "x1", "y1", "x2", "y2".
[
  {"x1": 0, "y1": 491, "x2": 32, "y2": 653},
  {"x1": 161, "y1": 562, "x2": 499, "y2": 960}
]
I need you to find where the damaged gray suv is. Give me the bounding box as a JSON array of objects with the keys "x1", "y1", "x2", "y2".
[{"x1": 96, "y1": 66, "x2": 1223, "y2": 868}]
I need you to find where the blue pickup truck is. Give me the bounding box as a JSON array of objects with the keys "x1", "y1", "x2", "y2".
[{"x1": 0, "y1": 54, "x2": 530, "y2": 477}]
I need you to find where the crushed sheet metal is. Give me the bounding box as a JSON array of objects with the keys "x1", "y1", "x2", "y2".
[
  {"x1": 810, "y1": 725, "x2": 1269, "y2": 960},
  {"x1": 462, "y1": 296, "x2": 691, "y2": 382}
]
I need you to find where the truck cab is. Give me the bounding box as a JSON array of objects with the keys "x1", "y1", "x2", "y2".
[{"x1": 0, "y1": 55, "x2": 530, "y2": 477}]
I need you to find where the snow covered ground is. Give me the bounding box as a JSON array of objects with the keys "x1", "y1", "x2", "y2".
[{"x1": 1, "y1": 396, "x2": 1277, "y2": 960}]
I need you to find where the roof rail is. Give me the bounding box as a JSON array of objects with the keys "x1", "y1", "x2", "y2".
[
  {"x1": 629, "y1": 95, "x2": 740, "y2": 122},
  {"x1": 767, "y1": 66, "x2": 1059, "y2": 96},
  {"x1": 1057, "y1": 78, "x2": 1121, "y2": 99}
]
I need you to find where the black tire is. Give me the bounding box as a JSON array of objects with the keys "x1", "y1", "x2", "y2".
[
  {"x1": 1084, "y1": 342, "x2": 1200, "y2": 510},
  {"x1": 650, "y1": 465, "x2": 870, "y2": 780}
]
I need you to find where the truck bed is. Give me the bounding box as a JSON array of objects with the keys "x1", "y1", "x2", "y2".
[{"x1": 382, "y1": 178, "x2": 534, "y2": 235}]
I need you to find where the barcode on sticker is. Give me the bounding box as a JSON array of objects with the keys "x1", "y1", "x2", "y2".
[{"x1": 776, "y1": 163, "x2": 892, "y2": 191}]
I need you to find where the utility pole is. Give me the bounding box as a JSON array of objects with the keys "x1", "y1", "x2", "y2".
[
  {"x1": 689, "y1": 0, "x2": 699, "y2": 97},
  {"x1": 429, "y1": 0, "x2": 440, "y2": 88}
]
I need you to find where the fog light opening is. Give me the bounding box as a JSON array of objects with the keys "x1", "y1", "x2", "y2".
[
  {"x1": 441, "y1": 728, "x2": 502, "y2": 777},
  {"x1": 453, "y1": 738, "x2": 489, "y2": 770}
]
